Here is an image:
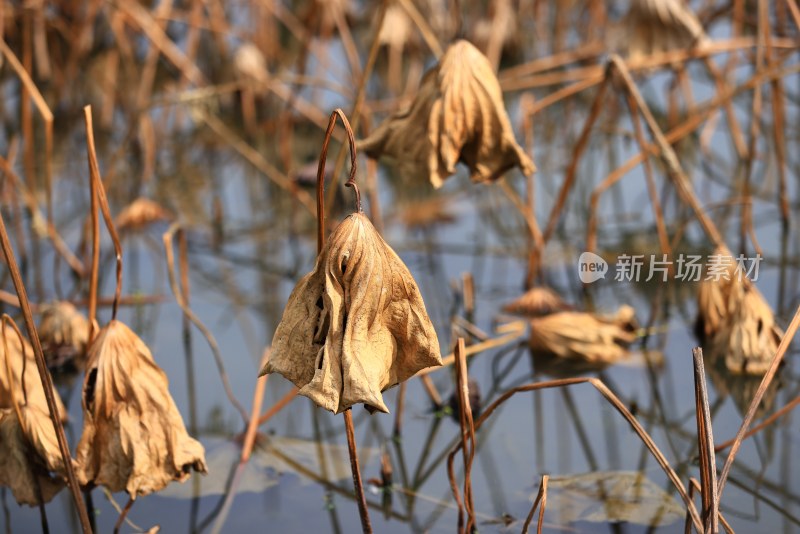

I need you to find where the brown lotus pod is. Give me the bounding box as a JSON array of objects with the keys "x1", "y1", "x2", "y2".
[
  {"x1": 529, "y1": 305, "x2": 638, "y2": 363},
  {"x1": 115, "y1": 197, "x2": 174, "y2": 232},
  {"x1": 260, "y1": 212, "x2": 442, "y2": 414},
  {"x1": 38, "y1": 301, "x2": 90, "y2": 368},
  {"x1": 0, "y1": 408, "x2": 64, "y2": 506},
  {"x1": 615, "y1": 0, "x2": 709, "y2": 60},
  {"x1": 696, "y1": 246, "x2": 782, "y2": 375},
  {"x1": 358, "y1": 40, "x2": 535, "y2": 188},
  {"x1": 0, "y1": 332, "x2": 67, "y2": 421},
  {"x1": 502, "y1": 287, "x2": 572, "y2": 317},
  {"x1": 76, "y1": 320, "x2": 207, "y2": 497}
]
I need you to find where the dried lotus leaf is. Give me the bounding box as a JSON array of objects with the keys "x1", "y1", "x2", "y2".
[
  {"x1": 115, "y1": 197, "x2": 173, "y2": 231},
  {"x1": 615, "y1": 0, "x2": 709, "y2": 60},
  {"x1": 502, "y1": 286, "x2": 572, "y2": 317},
  {"x1": 261, "y1": 213, "x2": 442, "y2": 414},
  {"x1": 0, "y1": 408, "x2": 64, "y2": 506},
  {"x1": 359, "y1": 40, "x2": 535, "y2": 188},
  {"x1": 696, "y1": 246, "x2": 782, "y2": 375},
  {"x1": 38, "y1": 301, "x2": 90, "y2": 367},
  {"x1": 529, "y1": 306, "x2": 638, "y2": 363},
  {"x1": 0, "y1": 330, "x2": 67, "y2": 420},
  {"x1": 76, "y1": 320, "x2": 207, "y2": 498}
]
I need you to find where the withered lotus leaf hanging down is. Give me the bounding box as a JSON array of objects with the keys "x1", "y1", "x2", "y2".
[
  {"x1": 261, "y1": 212, "x2": 442, "y2": 414},
  {"x1": 358, "y1": 39, "x2": 535, "y2": 188},
  {"x1": 76, "y1": 320, "x2": 207, "y2": 498}
]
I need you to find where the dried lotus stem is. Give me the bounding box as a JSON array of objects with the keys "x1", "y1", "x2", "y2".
[
  {"x1": 0, "y1": 208, "x2": 92, "y2": 533},
  {"x1": 316, "y1": 108, "x2": 371, "y2": 534}
]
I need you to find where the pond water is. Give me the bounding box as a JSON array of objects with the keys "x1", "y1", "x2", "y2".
[{"x1": 1, "y1": 2, "x2": 799, "y2": 533}]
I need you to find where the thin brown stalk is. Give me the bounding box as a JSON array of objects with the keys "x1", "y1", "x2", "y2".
[
  {"x1": 0, "y1": 211, "x2": 92, "y2": 533},
  {"x1": 415, "y1": 320, "x2": 526, "y2": 378},
  {"x1": 448, "y1": 377, "x2": 702, "y2": 532},
  {"x1": 84, "y1": 106, "x2": 123, "y2": 321},
  {"x1": 525, "y1": 75, "x2": 604, "y2": 116},
  {"x1": 240, "y1": 348, "x2": 270, "y2": 463},
  {"x1": 788, "y1": 0, "x2": 800, "y2": 29},
  {"x1": 542, "y1": 69, "x2": 609, "y2": 243},
  {"x1": 396, "y1": 0, "x2": 443, "y2": 58},
  {"x1": 624, "y1": 93, "x2": 671, "y2": 262},
  {"x1": 453, "y1": 339, "x2": 476, "y2": 533},
  {"x1": 715, "y1": 393, "x2": 800, "y2": 453},
  {"x1": 257, "y1": 387, "x2": 299, "y2": 427},
  {"x1": 701, "y1": 57, "x2": 748, "y2": 159},
  {"x1": 717, "y1": 303, "x2": 800, "y2": 498},
  {"x1": 314, "y1": 108, "x2": 371, "y2": 534},
  {"x1": 2, "y1": 316, "x2": 27, "y2": 423},
  {"x1": 608, "y1": 55, "x2": 725, "y2": 249},
  {"x1": 393, "y1": 382, "x2": 407, "y2": 438},
  {"x1": 163, "y1": 224, "x2": 249, "y2": 424},
  {"x1": 112, "y1": 497, "x2": 134, "y2": 534},
  {"x1": 693, "y1": 348, "x2": 718, "y2": 533},
  {"x1": 420, "y1": 375, "x2": 443, "y2": 409},
  {"x1": 521, "y1": 474, "x2": 548, "y2": 534}
]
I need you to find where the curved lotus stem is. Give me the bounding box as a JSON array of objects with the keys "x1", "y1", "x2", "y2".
[{"x1": 316, "y1": 108, "x2": 361, "y2": 252}]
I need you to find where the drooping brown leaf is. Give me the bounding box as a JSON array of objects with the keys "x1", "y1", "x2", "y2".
[
  {"x1": 0, "y1": 330, "x2": 67, "y2": 421},
  {"x1": 0, "y1": 408, "x2": 64, "y2": 506},
  {"x1": 260, "y1": 212, "x2": 442, "y2": 414},
  {"x1": 76, "y1": 320, "x2": 207, "y2": 498},
  {"x1": 38, "y1": 301, "x2": 90, "y2": 368},
  {"x1": 696, "y1": 246, "x2": 782, "y2": 374},
  {"x1": 529, "y1": 306, "x2": 638, "y2": 363},
  {"x1": 358, "y1": 40, "x2": 535, "y2": 188},
  {"x1": 502, "y1": 286, "x2": 572, "y2": 317},
  {"x1": 115, "y1": 197, "x2": 174, "y2": 232},
  {"x1": 614, "y1": 0, "x2": 709, "y2": 60}
]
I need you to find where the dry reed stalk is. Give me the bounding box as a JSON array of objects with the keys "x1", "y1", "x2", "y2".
[
  {"x1": 256, "y1": 387, "x2": 299, "y2": 427},
  {"x1": 521, "y1": 474, "x2": 548, "y2": 534},
  {"x1": 692, "y1": 348, "x2": 718, "y2": 533},
  {"x1": 624, "y1": 92, "x2": 671, "y2": 262},
  {"x1": 135, "y1": 0, "x2": 175, "y2": 109},
  {"x1": 240, "y1": 348, "x2": 270, "y2": 463},
  {"x1": 716, "y1": 303, "x2": 800, "y2": 499},
  {"x1": 116, "y1": 0, "x2": 205, "y2": 85},
  {"x1": 542, "y1": 69, "x2": 609, "y2": 243},
  {"x1": 193, "y1": 109, "x2": 316, "y2": 214},
  {"x1": 0, "y1": 197, "x2": 92, "y2": 534},
  {"x1": 448, "y1": 338, "x2": 476, "y2": 533},
  {"x1": 448, "y1": 377, "x2": 703, "y2": 532},
  {"x1": 392, "y1": 382, "x2": 407, "y2": 438},
  {"x1": 715, "y1": 393, "x2": 800, "y2": 453},
  {"x1": 162, "y1": 224, "x2": 249, "y2": 424},
  {"x1": 396, "y1": 0, "x2": 443, "y2": 58},
  {"x1": 415, "y1": 320, "x2": 526, "y2": 378}
]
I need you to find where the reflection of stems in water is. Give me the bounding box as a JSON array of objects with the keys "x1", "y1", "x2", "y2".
[
  {"x1": 560, "y1": 387, "x2": 598, "y2": 471},
  {"x1": 163, "y1": 224, "x2": 249, "y2": 424},
  {"x1": 313, "y1": 406, "x2": 343, "y2": 534}
]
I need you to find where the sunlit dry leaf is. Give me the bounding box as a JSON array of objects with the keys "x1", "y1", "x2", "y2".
[
  {"x1": 261, "y1": 212, "x2": 442, "y2": 414},
  {"x1": 76, "y1": 320, "x2": 207, "y2": 498},
  {"x1": 615, "y1": 0, "x2": 709, "y2": 60},
  {"x1": 0, "y1": 408, "x2": 64, "y2": 506},
  {"x1": 502, "y1": 286, "x2": 572, "y2": 317},
  {"x1": 0, "y1": 330, "x2": 67, "y2": 420},
  {"x1": 115, "y1": 197, "x2": 174, "y2": 232},
  {"x1": 398, "y1": 195, "x2": 457, "y2": 228},
  {"x1": 359, "y1": 40, "x2": 535, "y2": 188},
  {"x1": 378, "y1": 4, "x2": 415, "y2": 51},
  {"x1": 696, "y1": 246, "x2": 782, "y2": 374},
  {"x1": 529, "y1": 306, "x2": 638, "y2": 363},
  {"x1": 545, "y1": 470, "x2": 684, "y2": 527},
  {"x1": 38, "y1": 301, "x2": 90, "y2": 368},
  {"x1": 234, "y1": 43, "x2": 269, "y2": 86}
]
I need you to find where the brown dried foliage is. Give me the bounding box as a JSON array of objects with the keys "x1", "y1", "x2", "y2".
[
  {"x1": 616, "y1": 0, "x2": 709, "y2": 59},
  {"x1": 38, "y1": 301, "x2": 90, "y2": 367},
  {"x1": 76, "y1": 320, "x2": 207, "y2": 498},
  {"x1": 359, "y1": 40, "x2": 535, "y2": 188},
  {"x1": 115, "y1": 197, "x2": 174, "y2": 232},
  {"x1": 696, "y1": 246, "x2": 782, "y2": 374},
  {"x1": 528, "y1": 305, "x2": 638, "y2": 363},
  {"x1": 0, "y1": 331, "x2": 67, "y2": 420},
  {"x1": 261, "y1": 212, "x2": 442, "y2": 414},
  {"x1": 502, "y1": 286, "x2": 572, "y2": 317}
]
